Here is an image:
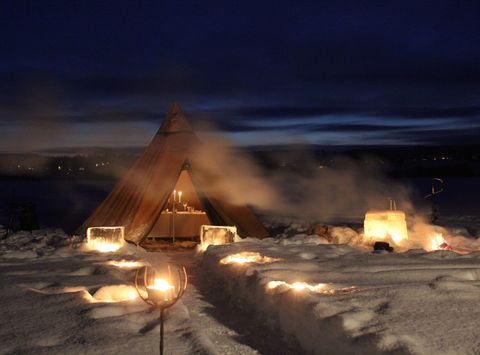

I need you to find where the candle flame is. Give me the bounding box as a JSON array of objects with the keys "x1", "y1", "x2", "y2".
[{"x1": 148, "y1": 278, "x2": 174, "y2": 291}]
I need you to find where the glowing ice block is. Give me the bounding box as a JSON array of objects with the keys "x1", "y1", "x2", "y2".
[
  {"x1": 364, "y1": 211, "x2": 408, "y2": 244},
  {"x1": 86, "y1": 226, "x2": 125, "y2": 252}
]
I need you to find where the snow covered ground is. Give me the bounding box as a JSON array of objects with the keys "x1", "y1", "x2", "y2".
[
  {"x1": 202, "y1": 236, "x2": 480, "y2": 354},
  {"x1": 2, "y1": 223, "x2": 480, "y2": 354},
  {"x1": 0, "y1": 228, "x2": 300, "y2": 354}
]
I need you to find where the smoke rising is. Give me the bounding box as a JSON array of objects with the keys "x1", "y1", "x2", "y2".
[{"x1": 191, "y1": 133, "x2": 416, "y2": 223}]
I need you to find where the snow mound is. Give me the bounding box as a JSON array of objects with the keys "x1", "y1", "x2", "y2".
[
  {"x1": 0, "y1": 228, "x2": 72, "y2": 258},
  {"x1": 203, "y1": 239, "x2": 480, "y2": 354}
]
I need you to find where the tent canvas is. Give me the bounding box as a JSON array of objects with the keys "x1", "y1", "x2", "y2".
[{"x1": 78, "y1": 102, "x2": 269, "y2": 244}]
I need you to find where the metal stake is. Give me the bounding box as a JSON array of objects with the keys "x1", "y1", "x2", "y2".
[{"x1": 160, "y1": 308, "x2": 165, "y2": 355}]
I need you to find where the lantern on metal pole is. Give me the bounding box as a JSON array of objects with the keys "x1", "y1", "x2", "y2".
[{"x1": 134, "y1": 263, "x2": 188, "y2": 355}]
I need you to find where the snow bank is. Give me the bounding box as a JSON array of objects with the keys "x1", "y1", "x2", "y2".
[
  {"x1": 0, "y1": 228, "x2": 73, "y2": 258},
  {"x1": 0, "y1": 232, "x2": 196, "y2": 354},
  {"x1": 202, "y1": 238, "x2": 480, "y2": 354}
]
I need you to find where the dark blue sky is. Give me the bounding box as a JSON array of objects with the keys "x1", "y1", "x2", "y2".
[{"x1": 1, "y1": 1, "x2": 480, "y2": 151}]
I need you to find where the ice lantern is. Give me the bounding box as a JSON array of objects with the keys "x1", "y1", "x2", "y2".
[
  {"x1": 364, "y1": 202, "x2": 408, "y2": 245},
  {"x1": 86, "y1": 226, "x2": 125, "y2": 252}
]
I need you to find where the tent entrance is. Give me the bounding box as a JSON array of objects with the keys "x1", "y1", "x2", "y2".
[{"x1": 146, "y1": 169, "x2": 210, "y2": 241}]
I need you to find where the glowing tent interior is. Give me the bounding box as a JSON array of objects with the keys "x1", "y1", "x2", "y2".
[{"x1": 78, "y1": 102, "x2": 269, "y2": 245}]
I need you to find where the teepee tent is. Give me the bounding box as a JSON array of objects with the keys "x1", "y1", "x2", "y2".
[{"x1": 78, "y1": 102, "x2": 269, "y2": 244}]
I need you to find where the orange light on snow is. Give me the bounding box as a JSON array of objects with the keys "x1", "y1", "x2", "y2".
[
  {"x1": 85, "y1": 285, "x2": 139, "y2": 303},
  {"x1": 267, "y1": 280, "x2": 328, "y2": 293},
  {"x1": 107, "y1": 260, "x2": 144, "y2": 269},
  {"x1": 219, "y1": 252, "x2": 280, "y2": 265},
  {"x1": 266, "y1": 280, "x2": 357, "y2": 295}
]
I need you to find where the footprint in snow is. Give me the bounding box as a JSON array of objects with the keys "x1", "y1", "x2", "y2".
[{"x1": 298, "y1": 252, "x2": 317, "y2": 260}]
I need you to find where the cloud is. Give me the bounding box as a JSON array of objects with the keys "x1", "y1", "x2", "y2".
[{"x1": 1, "y1": 68, "x2": 480, "y2": 150}]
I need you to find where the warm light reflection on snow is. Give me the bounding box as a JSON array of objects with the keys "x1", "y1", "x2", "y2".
[
  {"x1": 85, "y1": 285, "x2": 138, "y2": 303},
  {"x1": 107, "y1": 260, "x2": 144, "y2": 269},
  {"x1": 267, "y1": 280, "x2": 327, "y2": 292},
  {"x1": 219, "y1": 252, "x2": 280, "y2": 265},
  {"x1": 266, "y1": 280, "x2": 357, "y2": 295}
]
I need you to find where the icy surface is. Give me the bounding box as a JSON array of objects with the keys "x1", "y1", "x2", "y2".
[{"x1": 203, "y1": 236, "x2": 480, "y2": 354}]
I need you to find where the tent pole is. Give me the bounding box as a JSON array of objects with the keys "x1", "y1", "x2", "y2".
[
  {"x1": 172, "y1": 196, "x2": 175, "y2": 244},
  {"x1": 159, "y1": 308, "x2": 165, "y2": 355}
]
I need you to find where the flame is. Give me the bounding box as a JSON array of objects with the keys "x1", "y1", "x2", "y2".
[
  {"x1": 364, "y1": 211, "x2": 408, "y2": 245},
  {"x1": 428, "y1": 233, "x2": 449, "y2": 252},
  {"x1": 219, "y1": 252, "x2": 280, "y2": 265},
  {"x1": 147, "y1": 278, "x2": 175, "y2": 291}
]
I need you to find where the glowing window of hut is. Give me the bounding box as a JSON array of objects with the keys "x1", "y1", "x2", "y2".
[
  {"x1": 364, "y1": 211, "x2": 408, "y2": 244},
  {"x1": 87, "y1": 226, "x2": 125, "y2": 252},
  {"x1": 200, "y1": 225, "x2": 237, "y2": 251}
]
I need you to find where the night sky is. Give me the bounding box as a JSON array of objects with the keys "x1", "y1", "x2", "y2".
[{"x1": 1, "y1": 1, "x2": 480, "y2": 152}]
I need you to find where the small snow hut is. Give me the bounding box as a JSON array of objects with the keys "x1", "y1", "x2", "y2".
[{"x1": 78, "y1": 102, "x2": 269, "y2": 244}]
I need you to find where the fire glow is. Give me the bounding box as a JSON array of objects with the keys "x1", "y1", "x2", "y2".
[
  {"x1": 148, "y1": 278, "x2": 175, "y2": 291},
  {"x1": 364, "y1": 211, "x2": 408, "y2": 245},
  {"x1": 267, "y1": 280, "x2": 327, "y2": 292},
  {"x1": 87, "y1": 240, "x2": 123, "y2": 253},
  {"x1": 85, "y1": 285, "x2": 138, "y2": 303},
  {"x1": 428, "y1": 233, "x2": 451, "y2": 252},
  {"x1": 86, "y1": 226, "x2": 125, "y2": 253},
  {"x1": 107, "y1": 260, "x2": 144, "y2": 269},
  {"x1": 219, "y1": 252, "x2": 280, "y2": 265},
  {"x1": 266, "y1": 280, "x2": 356, "y2": 295},
  {"x1": 146, "y1": 278, "x2": 176, "y2": 302}
]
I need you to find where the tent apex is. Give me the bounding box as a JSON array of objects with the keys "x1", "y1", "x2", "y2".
[{"x1": 159, "y1": 101, "x2": 193, "y2": 133}]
